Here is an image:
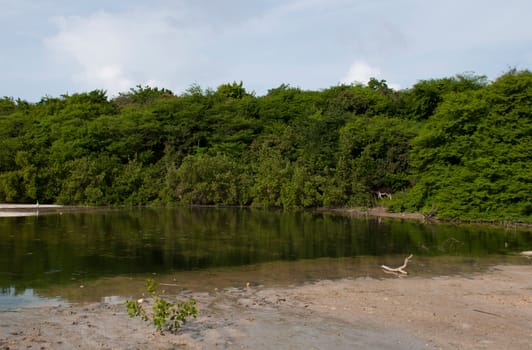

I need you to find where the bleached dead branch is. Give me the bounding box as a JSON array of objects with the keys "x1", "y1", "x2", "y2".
[{"x1": 381, "y1": 254, "x2": 413, "y2": 275}]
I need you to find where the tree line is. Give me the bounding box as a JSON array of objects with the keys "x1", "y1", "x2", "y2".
[{"x1": 0, "y1": 70, "x2": 530, "y2": 222}]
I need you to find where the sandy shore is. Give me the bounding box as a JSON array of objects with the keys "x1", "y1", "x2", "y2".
[
  {"x1": 0, "y1": 203, "x2": 63, "y2": 217},
  {"x1": 1, "y1": 264, "x2": 530, "y2": 349},
  {"x1": 0, "y1": 204, "x2": 104, "y2": 217}
]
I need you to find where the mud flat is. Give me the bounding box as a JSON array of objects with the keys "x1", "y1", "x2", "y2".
[{"x1": 1, "y1": 265, "x2": 530, "y2": 349}]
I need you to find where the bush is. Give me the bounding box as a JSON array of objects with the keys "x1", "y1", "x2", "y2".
[{"x1": 125, "y1": 278, "x2": 199, "y2": 332}]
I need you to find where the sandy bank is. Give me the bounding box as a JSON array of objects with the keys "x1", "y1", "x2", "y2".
[
  {"x1": 1, "y1": 265, "x2": 530, "y2": 349},
  {"x1": 0, "y1": 204, "x2": 62, "y2": 209},
  {"x1": 0, "y1": 203, "x2": 61, "y2": 217},
  {"x1": 0, "y1": 204, "x2": 101, "y2": 217}
]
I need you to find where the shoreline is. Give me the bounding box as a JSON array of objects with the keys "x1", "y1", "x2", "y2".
[
  {"x1": 320, "y1": 206, "x2": 425, "y2": 221},
  {"x1": 2, "y1": 203, "x2": 531, "y2": 228},
  {"x1": 0, "y1": 204, "x2": 61, "y2": 217},
  {"x1": 319, "y1": 206, "x2": 532, "y2": 227},
  {"x1": 0, "y1": 204, "x2": 107, "y2": 217},
  {"x1": 1, "y1": 265, "x2": 530, "y2": 349}
]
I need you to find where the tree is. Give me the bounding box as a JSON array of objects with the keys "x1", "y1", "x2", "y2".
[
  {"x1": 404, "y1": 70, "x2": 531, "y2": 220},
  {"x1": 0, "y1": 97, "x2": 16, "y2": 115}
]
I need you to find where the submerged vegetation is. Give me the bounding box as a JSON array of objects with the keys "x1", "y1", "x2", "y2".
[{"x1": 0, "y1": 70, "x2": 530, "y2": 222}]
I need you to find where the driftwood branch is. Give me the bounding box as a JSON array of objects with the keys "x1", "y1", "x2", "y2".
[{"x1": 381, "y1": 254, "x2": 413, "y2": 275}]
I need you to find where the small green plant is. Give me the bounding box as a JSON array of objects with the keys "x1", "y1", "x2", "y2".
[{"x1": 125, "y1": 278, "x2": 199, "y2": 332}]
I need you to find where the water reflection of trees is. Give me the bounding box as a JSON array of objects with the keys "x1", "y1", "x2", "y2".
[{"x1": 0, "y1": 209, "x2": 531, "y2": 291}]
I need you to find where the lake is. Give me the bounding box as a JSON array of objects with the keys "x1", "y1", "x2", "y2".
[{"x1": 1, "y1": 207, "x2": 530, "y2": 308}]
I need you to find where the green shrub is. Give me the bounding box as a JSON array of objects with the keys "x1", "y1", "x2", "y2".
[{"x1": 125, "y1": 278, "x2": 199, "y2": 332}]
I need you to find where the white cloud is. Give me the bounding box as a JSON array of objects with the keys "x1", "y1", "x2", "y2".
[
  {"x1": 341, "y1": 61, "x2": 380, "y2": 85},
  {"x1": 43, "y1": 1, "x2": 400, "y2": 97},
  {"x1": 7, "y1": 0, "x2": 527, "y2": 101},
  {"x1": 44, "y1": 9, "x2": 207, "y2": 96},
  {"x1": 341, "y1": 60, "x2": 400, "y2": 90}
]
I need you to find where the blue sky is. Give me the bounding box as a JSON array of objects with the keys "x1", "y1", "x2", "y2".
[{"x1": 2, "y1": 0, "x2": 531, "y2": 101}]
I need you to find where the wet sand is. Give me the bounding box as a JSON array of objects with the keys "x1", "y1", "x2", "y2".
[{"x1": 1, "y1": 264, "x2": 530, "y2": 349}]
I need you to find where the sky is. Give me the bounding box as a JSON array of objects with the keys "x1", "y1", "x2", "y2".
[{"x1": 1, "y1": 0, "x2": 531, "y2": 101}]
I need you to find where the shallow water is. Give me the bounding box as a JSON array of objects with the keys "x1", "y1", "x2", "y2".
[{"x1": 0, "y1": 207, "x2": 531, "y2": 307}]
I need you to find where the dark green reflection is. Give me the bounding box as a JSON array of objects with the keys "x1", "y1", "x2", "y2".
[{"x1": 1, "y1": 208, "x2": 531, "y2": 292}]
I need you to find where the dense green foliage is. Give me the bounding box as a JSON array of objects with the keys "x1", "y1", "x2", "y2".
[{"x1": 0, "y1": 71, "x2": 530, "y2": 221}]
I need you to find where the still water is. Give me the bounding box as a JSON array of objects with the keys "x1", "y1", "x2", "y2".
[{"x1": 0, "y1": 207, "x2": 531, "y2": 307}]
